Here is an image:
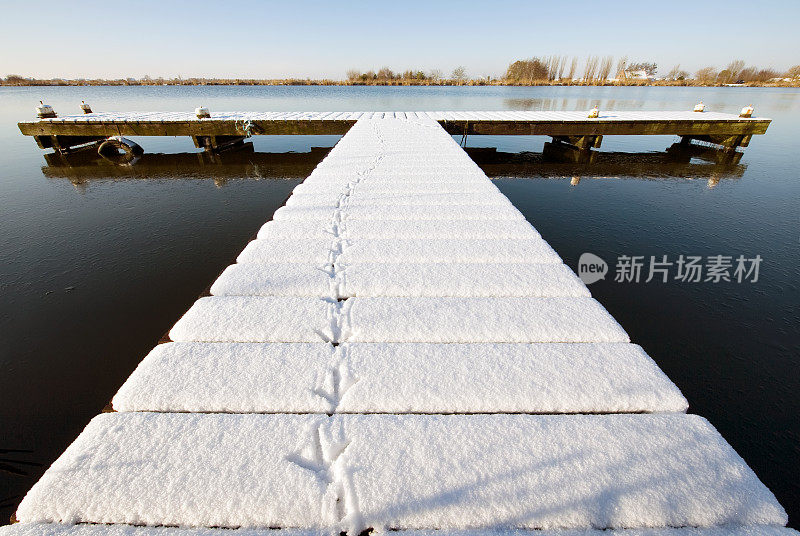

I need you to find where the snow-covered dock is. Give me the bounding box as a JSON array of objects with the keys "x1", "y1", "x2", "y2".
[
  {"x1": 18, "y1": 109, "x2": 770, "y2": 153},
  {"x1": 4, "y1": 116, "x2": 793, "y2": 536}
]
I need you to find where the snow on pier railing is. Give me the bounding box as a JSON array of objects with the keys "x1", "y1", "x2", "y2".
[
  {"x1": 29, "y1": 110, "x2": 769, "y2": 122},
  {"x1": 4, "y1": 115, "x2": 793, "y2": 536}
]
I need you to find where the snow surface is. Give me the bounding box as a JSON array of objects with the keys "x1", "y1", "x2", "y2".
[
  {"x1": 272, "y1": 205, "x2": 527, "y2": 221},
  {"x1": 15, "y1": 413, "x2": 787, "y2": 530},
  {"x1": 284, "y1": 192, "x2": 514, "y2": 207},
  {"x1": 168, "y1": 297, "x2": 628, "y2": 343},
  {"x1": 301, "y1": 174, "x2": 493, "y2": 185},
  {"x1": 335, "y1": 239, "x2": 561, "y2": 264},
  {"x1": 290, "y1": 181, "x2": 498, "y2": 194},
  {"x1": 344, "y1": 297, "x2": 629, "y2": 343},
  {"x1": 235, "y1": 239, "x2": 340, "y2": 264},
  {"x1": 39, "y1": 109, "x2": 766, "y2": 123},
  {"x1": 2, "y1": 526, "x2": 798, "y2": 536},
  {"x1": 112, "y1": 342, "x2": 687, "y2": 413},
  {"x1": 346, "y1": 414, "x2": 787, "y2": 530},
  {"x1": 16, "y1": 413, "x2": 327, "y2": 528},
  {"x1": 237, "y1": 239, "x2": 560, "y2": 264},
  {"x1": 257, "y1": 220, "x2": 541, "y2": 240},
  {"x1": 169, "y1": 297, "x2": 337, "y2": 342},
  {"x1": 211, "y1": 263, "x2": 336, "y2": 297},
  {"x1": 211, "y1": 263, "x2": 588, "y2": 297},
  {"x1": 340, "y1": 263, "x2": 587, "y2": 297}
]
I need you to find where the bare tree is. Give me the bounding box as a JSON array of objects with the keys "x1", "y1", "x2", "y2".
[
  {"x1": 723, "y1": 60, "x2": 746, "y2": 82},
  {"x1": 451, "y1": 66, "x2": 467, "y2": 81},
  {"x1": 505, "y1": 59, "x2": 548, "y2": 82},
  {"x1": 738, "y1": 67, "x2": 758, "y2": 81},
  {"x1": 567, "y1": 57, "x2": 578, "y2": 80},
  {"x1": 735, "y1": 67, "x2": 779, "y2": 82},
  {"x1": 427, "y1": 69, "x2": 443, "y2": 82},
  {"x1": 786, "y1": 65, "x2": 800, "y2": 78},
  {"x1": 616, "y1": 56, "x2": 628, "y2": 80},
  {"x1": 376, "y1": 67, "x2": 394, "y2": 80},
  {"x1": 753, "y1": 68, "x2": 780, "y2": 82},
  {"x1": 695, "y1": 66, "x2": 718, "y2": 82},
  {"x1": 584, "y1": 56, "x2": 599, "y2": 82},
  {"x1": 3, "y1": 74, "x2": 28, "y2": 85},
  {"x1": 628, "y1": 62, "x2": 658, "y2": 76},
  {"x1": 598, "y1": 56, "x2": 614, "y2": 81},
  {"x1": 557, "y1": 56, "x2": 567, "y2": 80},
  {"x1": 666, "y1": 64, "x2": 682, "y2": 80},
  {"x1": 547, "y1": 55, "x2": 561, "y2": 81}
]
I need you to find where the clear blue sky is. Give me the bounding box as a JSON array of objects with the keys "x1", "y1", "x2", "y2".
[{"x1": 1, "y1": 0, "x2": 797, "y2": 79}]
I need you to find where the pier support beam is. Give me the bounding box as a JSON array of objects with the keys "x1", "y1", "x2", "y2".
[
  {"x1": 667, "y1": 141, "x2": 744, "y2": 165},
  {"x1": 192, "y1": 135, "x2": 247, "y2": 152},
  {"x1": 543, "y1": 141, "x2": 599, "y2": 164},
  {"x1": 680, "y1": 134, "x2": 751, "y2": 152},
  {"x1": 34, "y1": 135, "x2": 106, "y2": 153},
  {"x1": 551, "y1": 135, "x2": 603, "y2": 151}
]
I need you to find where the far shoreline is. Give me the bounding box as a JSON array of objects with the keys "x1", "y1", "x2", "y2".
[{"x1": 3, "y1": 78, "x2": 799, "y2": 88}]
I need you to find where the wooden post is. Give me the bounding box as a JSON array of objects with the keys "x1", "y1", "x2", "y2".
[
  {"x1": 543, "y1": 141, "x2": 598, "y2": 164},
  {"x1": 669, "y1": 140, "x2": 744, "y2": 164}
]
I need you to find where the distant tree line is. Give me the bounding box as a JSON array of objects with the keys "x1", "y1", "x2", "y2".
[
  {"x1": 693, "y1": 60, "x2": 796, "y2": 83},
  {"x1": 3, "y1": 60, "x2": 799, "y2": 87},
  {"x1": 344, "y1": 66, "x2": 470, "y2": 84},
  {"x1": 0, "y1": 75, "x2": 348, "y2": 86},
  {"x1": 502, "y1": 56, "x2": 800, "y2": 85}
]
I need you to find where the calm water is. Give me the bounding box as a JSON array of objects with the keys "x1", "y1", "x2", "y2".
[{"x1": 0, "y1": 86, "x2": 798, "y2": 526}]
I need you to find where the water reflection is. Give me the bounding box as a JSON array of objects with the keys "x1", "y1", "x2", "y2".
[
  {"x1": 0, "y1": 449, "x2": 41, "y2": 478},
  {"x1": 42, "y1": 144, "x2": 331, "y2": 190},
  {"x1": 42, "y1": 142, "x2": 745, "y2": 191},
  {"x1": 503, "y1": 98, "x2": 647, "y2": 111},
  {"x1": 467, "y1": 142, "x2": 744, "y2": 189}
]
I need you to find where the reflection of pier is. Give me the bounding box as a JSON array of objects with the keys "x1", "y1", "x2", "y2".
[
  {"x1": 42, "y1": 142, "x2": 745, "y2": 190},
  {"x1": 465, "y1": 142, "x2": 746, "y2": 188},
  {"x1": 42, "y1": 145, "x2": 331, "y2": 187}
]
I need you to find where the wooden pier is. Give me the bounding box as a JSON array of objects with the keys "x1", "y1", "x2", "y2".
[
  {"x1": 19, "y1": 110, "x2": 771, "y2": 153},
  {"x1": 4, "y1": 115, "x2": 794, "y2": 536}
]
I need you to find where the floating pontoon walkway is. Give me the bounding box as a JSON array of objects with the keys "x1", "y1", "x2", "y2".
[
  {"x1": 4, "y1": 116, "x2": 793, "y2": 536},
  {"x1": 19, "y1": 110, "x2": 770, "y2": 152}
]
